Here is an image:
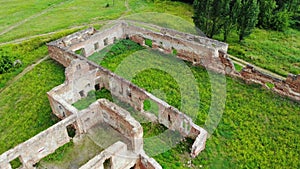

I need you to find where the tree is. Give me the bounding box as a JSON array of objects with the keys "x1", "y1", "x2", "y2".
[
  {"x1": 271, "y1": 9, "x2": 291, "y2": 31},
  {"x1": 274, "y1": 0, "x2": 300, "y2": 30},
  {"x1": 223, "y1": 0, "x2": 241, "y2": 42},
  {"x1": 237, "y1": 0, "x2": 259, "y2": 41},
  {"x1": 193, "y1": 0, "x2": 229, "y2": 38},
  {"x1": 257, "y1": 0, "x2": 277, "y2": 29},
  {"x1": 275, "y1": 0, "x2": 299, "y2": 12},
  {"x1": 256, "y1": 0, "x2": 300, "y2": 31},
  {"x1": 291, "y1": 3, "x2": 300, "y2": 29},
  {"x1": 193, "y1": 0, "x2": 214, "y2": 37}
]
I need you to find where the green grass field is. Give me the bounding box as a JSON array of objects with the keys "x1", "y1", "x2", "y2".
[
  {"x1": 87, "y1": 39, "x2": 300, "y2": 168},
  {"x1": 0, "y1": 29, "x2": 78, "y2": 89},
  {"x1": 1, "y1": 0, "x2": 298, "y2": 75},
  {"x1": 0, "y1": 59, "x2": 65, "y2": 154},
  {"x1": 0, "y1": 0, "x2": 126, "y2": 43},
  {"x1": 0, "y1": 0, "x2": 299, "y2": 168},
  {"x1": 0, "y1": 0, "x2": 65, "y2": 33},
  {"x1": 215, "y1": 28, "x2": 300, "y2": 76}
]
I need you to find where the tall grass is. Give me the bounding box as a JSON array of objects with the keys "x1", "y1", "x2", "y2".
[
  {"x1": 0, "y1": 1, "x2": 299, "y2": 168},
  {"x1": 0, "y1": 59, "x2": 65, "y2": 154},
  {"x1": 0, "y1": 28, "x2": 78, "y2": 89},
  {"x1": 216, "y1": 28, "x2": 300, "y2": 76},
  {"x1": 90, "y1": 39, "x2": 300, "y2": 168}
]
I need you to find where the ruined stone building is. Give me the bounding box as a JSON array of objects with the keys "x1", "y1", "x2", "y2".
[{"x1": 0, "y1": 20, "x2": 299, "y2": 169}]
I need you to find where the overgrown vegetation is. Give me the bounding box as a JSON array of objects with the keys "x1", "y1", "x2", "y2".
[
  {"x1": 0, "y1": 50, "x2": 16, "y2": 74},
  {"x1": 88, "y1": 39, "x2": 145, "y2": 71},
  {"x1": 40, "y1": 135, "x2": 103, "y2": 168},
  {"x1": 0, "y1": 28, "x2": 79, "y2": 89},
  {"x1": 142, "y1": 122, "x2": 168, "y2": 138},
  {"x1": 43, "y1": 141, "x2": 74, "y2": 162},
  {"x1": 233, "y1": 63, "x2": 243, "y2": 72},
  {"x1": 87, "y1": 39, "x2": 300, "y2": 168},
  {"x1": 145, "y1": 38, "x2": 153, "y2": 48},
  {"x1": 143, "y1": 99, "x2": 159, "y2": 116},
  {"x1": 10, "y1": 157, "x2": 22, "y2": 169},
  {"x1": 0, "y1": 59, "x2": 65, "y2": 154},
  {"x1": 0, "y1": 0, "x2": 299, "y2": 168},
  {"x1": 220, "y1": 28, "x2": 300, "y2": 76},
  {"x1": 72, "y1": 89, "x2": 113, "y2": 110}
]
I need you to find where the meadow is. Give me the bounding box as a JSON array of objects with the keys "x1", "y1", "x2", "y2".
[
  {"x1": 1, "y1": 0, "x2": 298, "y2": 75},
  {"x1": 83, "y1": 39, "x2": 300, "y2": 168},
  {"x1": 215, "y1": 28, "x2": 300, "y2": 76},
  {"x1": 0, "y1": 59, "x2": 65, "y2": 154},
  {"x1": 0, "y1": 0, "x2": 299, "y2": 168}
]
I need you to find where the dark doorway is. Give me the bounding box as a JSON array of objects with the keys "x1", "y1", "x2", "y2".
[
  {"x1": 103, "y1": 158, "x2": 112, "y2": 169},
  {"x1": 66, "y1": 124, "x2": 76, "y2": 138},
  {"x1": 79, "y1": 90, "x2": 85, "y2": 98}
]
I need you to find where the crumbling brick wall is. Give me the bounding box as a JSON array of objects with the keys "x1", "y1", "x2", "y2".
[
  {"x1": 98, "y1": 99, "x2": 143, "y2": 153},
  {"x1": 79, "y1": 141, "x2": 139, "y2": 169},
  {"x1": 135, "y1": 153, "x2": 163, "y2": 169},
  {"x1": 240, "y1": 65, "x2": 300, "y2": 101},
  {"x1": 48, "y1": 21, "x2": 300, "y2": 104},
  {"x1": 0, "y1": 115, "x2": 77, "y2": 169},
  {"x1": 0, "y1": 95, "x2": 144, "y2": 169},
  {"x1": 45, "y1": 22, "x2": 300, "y2": 166},
  {"x1": 124, "y1": 24, "x2": 229, "y2": 74},
  {"x1": 286, "y1": 74, "x2": 300, "y2": 93}
]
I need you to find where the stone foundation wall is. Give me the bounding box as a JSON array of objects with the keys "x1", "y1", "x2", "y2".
[
  {"x1": 135, "y1": 153, "x2": 163, "y2": 169},
  {"x1": 79, "y1": 141, "x2": 138, "y2": 169},
  {"x1": 50, "y1": 58, "x2": 208, "y2": 159},
  {"x1": 3, "y1": 19, "x2": 299, "y2": 169},
  {"x1": 97, "y1": 99, "x2": 143, "y2": 153},
  {"x1": 286, "y1": 74, "x2": 300, "y2": 93},
  {"x1": 0, "y1": 95, "x2": 144, "y2": 169},
  {"x1": 48, "y1": 21, "x2": 234, "y2": 74},
  {"x1": 124, "y1": 24, "x2": 230, "y2": 74},
  {"x1": 47, "y1": 21, "x2": 300, "y2": 103},
  {"x1": 0, "y1": 115, "x2": 77, "y2": 169},
  {"x1": 240, "y1": 65, "x2": 300, "y2": 101}
]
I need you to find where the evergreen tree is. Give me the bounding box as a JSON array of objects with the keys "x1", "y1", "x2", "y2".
[
  {"x1": 257, "y1": 0, "x2": 299, "y2": 30},
  {"x1": 291, "y1": 3, "x2": 300, "y2": 29},
  {"x1": 193, "y1": 0, "x2": 229, "y2": 38},
  {"x1": 237, "y1": 0, "x2": 259, "y2": 41},
  {"x1": 223, "y1": 0, "x2": 241, "y2": 42},
  {"x1": 193, "y1": 0, "x2": 214, "y2": 37},
  {"x1": 271, "y1": 9, "x2": 291, "y2": 30},
  {"x1": 274, "y1": 0, "x2": 300, "y2": 30},
  {"x1": 257, "y1": 0, "x2": 277, "y2": 29},
  {"x1": 275, "y1": 0, "x2": 299, "y2": 12}
]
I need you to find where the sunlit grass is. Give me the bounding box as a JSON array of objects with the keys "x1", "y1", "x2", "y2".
[
  {"x1": 89, "y1": 39, "x2": 300, "y2": 169},
  {"x1": 0, "y1": 1, "x2": 299, "y2": 168},
  {"x1": 216, "y1": 28, "x2": 300, "y2": 76},
  {"x1": 0, "y1": 59, "x2": 65, "y2": 154}
]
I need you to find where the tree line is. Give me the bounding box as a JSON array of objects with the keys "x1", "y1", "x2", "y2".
[{"x1": 192, "y1": 0, "x2": 300, "y2": 41}]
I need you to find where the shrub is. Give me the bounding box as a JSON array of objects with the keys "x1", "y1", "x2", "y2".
[{"x1": 0, "y1": 50, "x2": 14, "y2": 74}]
